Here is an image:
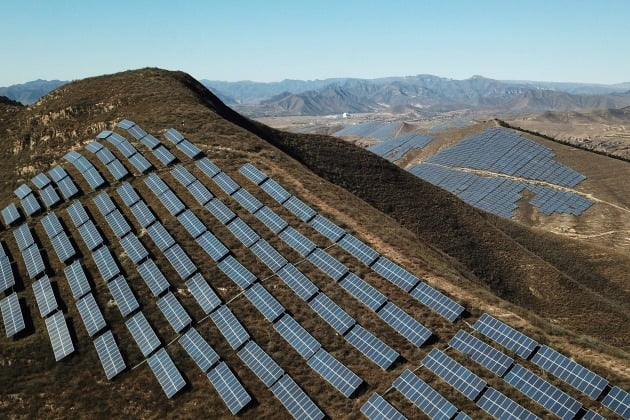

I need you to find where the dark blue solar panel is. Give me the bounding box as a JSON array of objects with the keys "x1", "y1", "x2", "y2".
[
  {"x1": 196, "y1": 157, "x2": 221, "y2": 178},
  {"x1": 307, "y1": 248, "x2": 348, "y2": 281},
  {"x1": 377, "y1": 302, "x2": 432, "y2": 347},
  {"x1": 227, "y1": 217, "x2": 260, "y2": 247},
  {"x1": 307, "y1": 348, "x2": 362, "y2": 398},
  {"x1": 476, "y1": 387, "x2": 539, "y2": 420},
  {"x1": 260, "y1": 178, "x2": 291, "y2": 204},
  {"x1": 448, "y1": 330, "x2": 513, "y2": 376},
  {"x1": 210, "y1": 305, "x2": 249, "y2": 350},
  {"x1": 270, "y1": 374, "x2": 324, "y2": 420},
  {"x1": 344, "y1": 324, "x2": 399, "y2": 370},
  {"x1": 137, "y1": 259, "x2": 170, "y2": 297},
  {"x1": 163, "y1": 244, "x2": 196, "y2": 280},
  {"x1": 361, "y1": 393, "x2": 407, "y2": 420},
  {"x1": 338, "y1": 234, "x2": 379, "y2": 265},
  {"x1": 237, "y1": 340, "x2": 284, "y2": 387},
  {"x1": 187, "y1": 180, "x2": 214, "y2": 205},
  {"x1": 239, "y1": 163, "x2": 268, "y2": 185},
  {"x1": 410, "y1": 282, "x2": 464, "y2": 322},
  {"x1": 232, "y1": 188, "x2": 263, "y2": 213},
  {"x1": 279, "y1": 226, "x2": 316, "y2": 257},
  {"x1": 207, "y1": 361, "x2": 252, "y2": 415},
  {"x1": 308, "y1": 292, "x2": 355, "y2": 334},
  {"x1": 185, "y1": 273, "x2": 221, "y2": 314},
  {"x1": 371, "y1": 257, "x2": 420, "y2": 292},
  {"x1": 212, "y1": 172, "x2": 240, "y2": 195},
  {"x1": 254, "y1": 206, "x2": 288, "y2": 233},
  {"x1": 309, "y1": 215, "x2": 345, "y2": 242},
  {"x1": 244, "y1": 282, "x2": 285, "y2": 322},
  {"x1": 218, "y1": 256, "x2": 256, "y2": 289},
  {"x1": 393, "y1": 369, "x2": 458, "y2": 420},
  {"x1": 473, "y1": 313, "x2": 539, "y2": 358},
  {"x1": 422, "y1": 349, "x2": 486, "y2": 400},
  {"x1": 602, "y1": 386, "x2": 630, "y2": 419},
  {"x1": 179, "y1": 327, "x2": 220, "y2": 373},
  {"x1": 250, "y1": 239, "x2": 288, "y2": 272},
  {"x1": 274, "y1": 313, "x2": 321, "y2": 359},
  {"x1": 205, "y1": 198, "x2": 236, "y2": 224},
  {"x1": 277, "y1": 263, "x2": 318, "y2": 301},
  {"x1": 196, "y1": 231, "x2": 229, "y2": 262},
  {"x1": 283, "y1": 196, "x2": 316, "y2": 222},
  {"x1": 339, "y1": 273, "x2": 387, "y2": 311}
]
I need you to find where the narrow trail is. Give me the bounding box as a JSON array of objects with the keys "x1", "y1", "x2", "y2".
[
  {"x1": 562, "y1": 230, "x2": 630, "y2": 239},
  {"x1": 420, "y1": 162, "x2": 630, "y2": 215}
]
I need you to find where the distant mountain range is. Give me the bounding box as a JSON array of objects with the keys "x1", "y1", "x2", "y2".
[{"x1": 3, "y1": 75, "x2": 630, "y2": 115}]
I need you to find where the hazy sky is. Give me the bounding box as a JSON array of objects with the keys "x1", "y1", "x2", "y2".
[{"x1": 2, "y1": 0, "x2": 629, "y2": 86}]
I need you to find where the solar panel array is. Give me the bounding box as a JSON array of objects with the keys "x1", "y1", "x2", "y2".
[
  {"x1": 477, "y1": 387, "x2": 540, "y2": 420},
  {"x1": 360, "y1": 393, "x2": 407, "y2": 420},
  {"x1": 147, "y1": 348, "x2": 187, "y2": 398},
  {"x1": 473, "y1": 313, "x2": 539, "y2": 358},
  {"x1": 63, "y1": 150, "x2": 106, "y2": 190},
  {"x1": 367, "y1": 132, "x2": 434, "y2": 162},
  {"x1": 422, "y1": 348, "x2": 486, "y2": 400},
  {"x1": 45, "y1": 310, "x2": 75, "y2": 361},
  {"x1": 98, "y1": 130, "x2": 153, "y2": 173},
  {"x1": 394, "y1": 369, "x2": 459, "y2": 419},
  {"x1": 334, "y1": 121, "x2": 399, "y2": 140},
  {"x1": 0, "y1": 293, "x2": 25, "y2": 337}
]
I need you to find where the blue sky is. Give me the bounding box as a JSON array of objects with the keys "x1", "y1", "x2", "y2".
[{"x1": 1, "y1": 0, "x2": 629, "y2": 85}]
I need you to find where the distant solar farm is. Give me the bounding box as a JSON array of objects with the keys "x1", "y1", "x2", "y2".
[
  {"x1": 0, "y1": 120, "x2": 627, "y2": 419},
  {"x1": 334, "y1": 122, "x2": 593, "y2": 219}
]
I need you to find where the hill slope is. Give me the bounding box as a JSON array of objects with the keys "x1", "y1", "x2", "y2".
[{"x1": 0, "y1": 68, "x2": 628, "y2": 418}]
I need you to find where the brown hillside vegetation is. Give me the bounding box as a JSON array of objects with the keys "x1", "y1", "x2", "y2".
[{"x1": 0, "y1": 68, "x2": 628, "y2": 418}]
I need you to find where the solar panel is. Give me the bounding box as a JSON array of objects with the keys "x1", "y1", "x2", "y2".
[
  {"x1": 128, "y1": 153, "x2": 152, "y2": 173},
  {"x1": 505, "y1": 364, "x2": 582, "y2": 419},
  {"x1": 260, "y1": 178, "x2": 291, "y2": 204},
  {"x1": 393, "y1": 370, "x2": 458, "y2": 420},
  {"x1": 76, "y1": 293, "x2": 106, "y2": 337},
  {"x1": 277, "y1": 263, "x2": 318, "y2": 301},
  {"x1": 344, "y1": 324, "x2": 399, "y2": 369},
  {"x1": 210, "y1": 305, "x2": 250, "y2": 350},
  {"x1": 339, "y1": 273, "x2": 387, "y2": 311},
  {"x1": 164, "y1": 128, "x2": 185, "y2": 144},
  {"x1": 141, "y1": 134, "x2": 161, "y2": 150},
  {"x1": 144, "y1": 173, "x2": 170, "y2": 195},
  {"x1": 15, "y1": 222, "x2": 35, "y2": 251},
  {"x1": 116, "y1": 183, "x2": 140, "y2": 207},
  {"x1": 309, "y1": 215, "x2": 345, "y2": 242},
  {"x1": 14, "y1": 184, "x2": 32, "y2": 199},
  {"x1": 55, "y1": 176, "x2": 79, "y2": 199},
  {"x1": 104, "y1": 209, "x2": 132, "y2": 238},
  {"x1": 157, "y1": 292, "x2": 192, "y2": 333},
  {"x1": 0, "y1": 256, "x2": 15, "y2": 292},
  {"x1": 115, "y1": 140, "x2": 137, "y2": 158},
  {"x1": 196, "y1": 231, "x2": 229, "y2": 262},
  {"x1": 66, "y1": 201, "x2": 89, "y2": 227},
  {"x1": 126, "y1": 312, "x2": 161, "y2": 357},
  {"x1": 227, "y1": 217, "x2": 260, "y2": 247},
  {"x1": 46, "y1": 311, "x2": 75, "y2": 361},
  {"x1": 127, "y1": 124, "x2": 148, "y2": 140},
  {"x1": 476, "y1": 387, "x2": 539, "y2": 420},
  {"x1": 218, "y1": 256, "x2": 256, "y2": 289},
  {"x1": 207, "y1": 361, "x2": 252, "y2": 415},
  {"x1": 77, "y1": 220, "x2": 103, "y2": 251},
  {"x1": 177, "y1": 209, "x2": 206, "y2": 239},
  {"x1": 48, "y1": 165, "x2": 69, "y2": 182},
  {"x1": 371, "y1": 257, "x2": 420, "y2": 292},
  {"x1": 106, "y1": 159, "x2": 129, "y2": 180},
  {"x1": 176, "y1": 139, "x2": 202, "y2": 158},
  {"x1": 179, "y1": 327, "x2": 220, "y2": 373},
  {"x1": 308, "y1": 348, "x2": 362, "y2": 398},
  {"x1": 237, "y1": 340, "x2": 285, "y2": 388},
  {"x1": 307, "y1": 248, "x2": 348, "y2": 281},
  {"x1": 185, "y1": 273, "x2": 221, "y2": 314},
  {"x1": 95, "y1": 147, "x2": 116, "y2": 165},
  {"x1": 274, "y1": 313, "x2": 321, "y2": 359},
  {"x1": 163, "y1": 244, "x2": 196, "y2": 280},
  {"x1": 129, "y1": 200, "x2": 156, "y2": 228},
  {"x1": 92, "y1": 246, "x2": 120, "y2": 282},
  {"x1": 21, "y1": 193, "x2": 41, "y2": 216},
  {"x1": 0, "y1": 293, "x2": 25, "y2": 337},
  {"x1": 410, "y1": 282, "x2": 464, "y2": 322},
  {"x1": 422, "y1": 349, "x2": 486, "y2": 400},
  {"x1": 239, "y1": 163, "x2": 268, "y2": 185},
  {"x1": 270, "y1": 374, "x2": 325, "y2": 420},
  {"x1": 196, "y1": 157, "x2": 221, "y2": 178},
  {"x1": 93, "y1": 330, "x2": 126, "y2": 380},
  {"x1": 153, "y1": 145, "x2": 177, "y2": 165},
  {"x1": 250, "y1": 239, "x2": 288, "y2": 272},
  {"x1": 159, "y1": 190, "x2": 186, "y2": 216},
  {"x1": 171, "y1": 166, "x2": 196, "y2": 187},
  {"x1": 41, "y1": 212, "x2": 63, "y2": 238},
  {"x1": 338, "y1": 234, "x2": 379, "y2": 265},
  {"x1": 279, "y1": 226, "x2": 316, "y2": 257},
  {"x1": 360, "y1": 393, "x2": 407, "y2": 420},
  {"x1": 283, "y1": 196, "x2": 316, "y2": 222},
  {"x1": 39, "y1": 185, "x2": 61, "y2": 208},
  {"x1": 147, "y1": 348, "x2": 187, "y2": 399},
  {"x1": 448, "y1": 330, "x2": 513, "y2": 377},
  {"x1": 377, "y1": 302, "x2": 432, "y2": 347},
  {"x1": 244, "y1": 282, "x2": 285, "y2": 322},
  {"x1": 602, "y1": 386, "x2": 630, "y2": 419},
  {"x1": 205, "y1": 198, "x2": 236, "y2": 224},
  {"x1": 254, "y1": 205, "x2": 288, "y2": 233},
  {"x1": 187, "y1": 180, "x2": 214, "y2": 205},
  {"x1": 22, "y1": 244, "x2": 45, "y2": 279},
  {"x1": 473, "y1": 313, "x2": 539, "y2": 358},
  {"x1": 120, "y1": 233, "x2": 149, "y2": 264},
  {"x1": 232, "y1": 188, "x2": 263, "y2": 213},
  {"x1": 2, "y1": 203, "x2": 21, "y2": 226},
  {"x1": 581, "y1": 410, "x2": 605, "y2": 420},
  {"x1": 32, "y1": 173, "x2": 51, "y2": 189},
  {"x1": 212, "y1": 172, "x2": 240, "y2": 196},
  {"x1": 531, "y1": 345, "x2": 608, "y2": 399},
  {"x1": 308, "y1": 292, "x2": 355, "y2": 334},
  {"x1": 63, "y1": 150, "x2": 82, "y2": 163},
  {"x1": 50, "y1": 232, "x2": 76, "y2": 263},
  {"x1": 64, "y1": 261, "x2": 91, "y2": 299},
  {"x1": 31, "y1": 277, "x2": 57, "y2": 318},
  {"x1": 146, "y1": 222, "x2": 175, "y2": 252},
  {"x1": 105, "y1": 132, "x2": 124, "y2": 145},
  {"x1": 136, "y1": 259, "x2": 170, "y2": 296},
  {"x1": 117, "y1": 119, "x2": 135, "y2": 130},
  {"x1": 82, "y1": 167, "x2": 106, "y2": 189},
  {"x1": 108, "y1": 276, "x2": 139, "y2": 317}
]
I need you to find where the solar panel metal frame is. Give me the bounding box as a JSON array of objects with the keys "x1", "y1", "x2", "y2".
[
  {"x1": 64, "y1": 261, "x2": 91, "y2": 299},
  {"x1": 279, "y1": 226, "x2": 316, "y2": 257},
  {"x1": 473, "y1": 313, "x2": 539, "y2": 358},
  {"x1": 360, "y1": 393, "x2": 407, "y2": 420},
  {"x1": 344, "y1": 324, "x2": 399, "y2": 370},
  {"x1": 270, "y1": 374, "x2": 324, "y2": 420},
  {"x1": 476, "y1": 387, "x2": 540, "y2": 420},
  {"x1": 0, "y1": 293, "x2": 25, "y2": 337},
  {"x1": 156, "y1": 292, "x2": 192, "y2": 333},
  {"x1": 45, "y1": 310, "x2": 75, "y2": 361},
  {"x1": 185, "y1": 273, "x2": 221, "y2": 314},
  {"x1": 422, "y1": 348, "x2": 486, "y2": 400},
  {"x1": 448, "y1": 330, "x2": 514, "y2": 377},
  {"x1": 179, "y1": 327, "x2": 220, "y2": 373},
  {"x1": 339, "y1": 273, "x2": 387, "y2": 311},
  {"x1": 308, "y1": 292, "x2": 355, "y2": 334},
  {"x1": 377, "y1": 302, "x2": 432, "y2": 347},
  {"x1": 307, "y1": 348, "x2": 362, "y2": 398},
  {"x1": 217, "y1": 256, "x2": 256, "y2": 289},
  {"x1": 273, "y1": 313, "x2": 321, "y2": 359},
  {"x1": 244, "y1": 282, "x2": 285, "y2": 322},
  {"x1": 76, "y1": 293, "x2": 106, "y2": 337},
  {"x1": 410, "y1": 282, "x2": 464, "y2": 322},
  {"x1": 93, "y1": 329, "x2": 126, "y2": 380},
  {"x1": 393, "y1": 369, "x2": 458, "y2": 420},
  {"x1": 107, "y1": 276, "x2": 139, "y2": 317},
  {"x1": 210, "y1": 305, "x2": 250, "y2": 350},
  {"x1": 147, "y1": 348, "x2": 187, "y2": 399},
  {"x1": 207, "y1": 361, "x2": 252, "y2": 415},
  {"x1": 163, "y1": 244, "x2": 197, "y2": 280},
  {"x1": 126, "y1": 311, "x2": 161, "y2": 357},
  {"x1": 237, "y1": 340, "x2": 284, "y2": 387}
]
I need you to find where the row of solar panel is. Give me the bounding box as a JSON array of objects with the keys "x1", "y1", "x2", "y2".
[{"x1": 367, "y1": 132, "x2": 434, "y2": 162}]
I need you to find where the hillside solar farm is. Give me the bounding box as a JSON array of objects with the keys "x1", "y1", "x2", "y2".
[{"x1": 1, "y1": 116, "x2": 628, "y2": 419}]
